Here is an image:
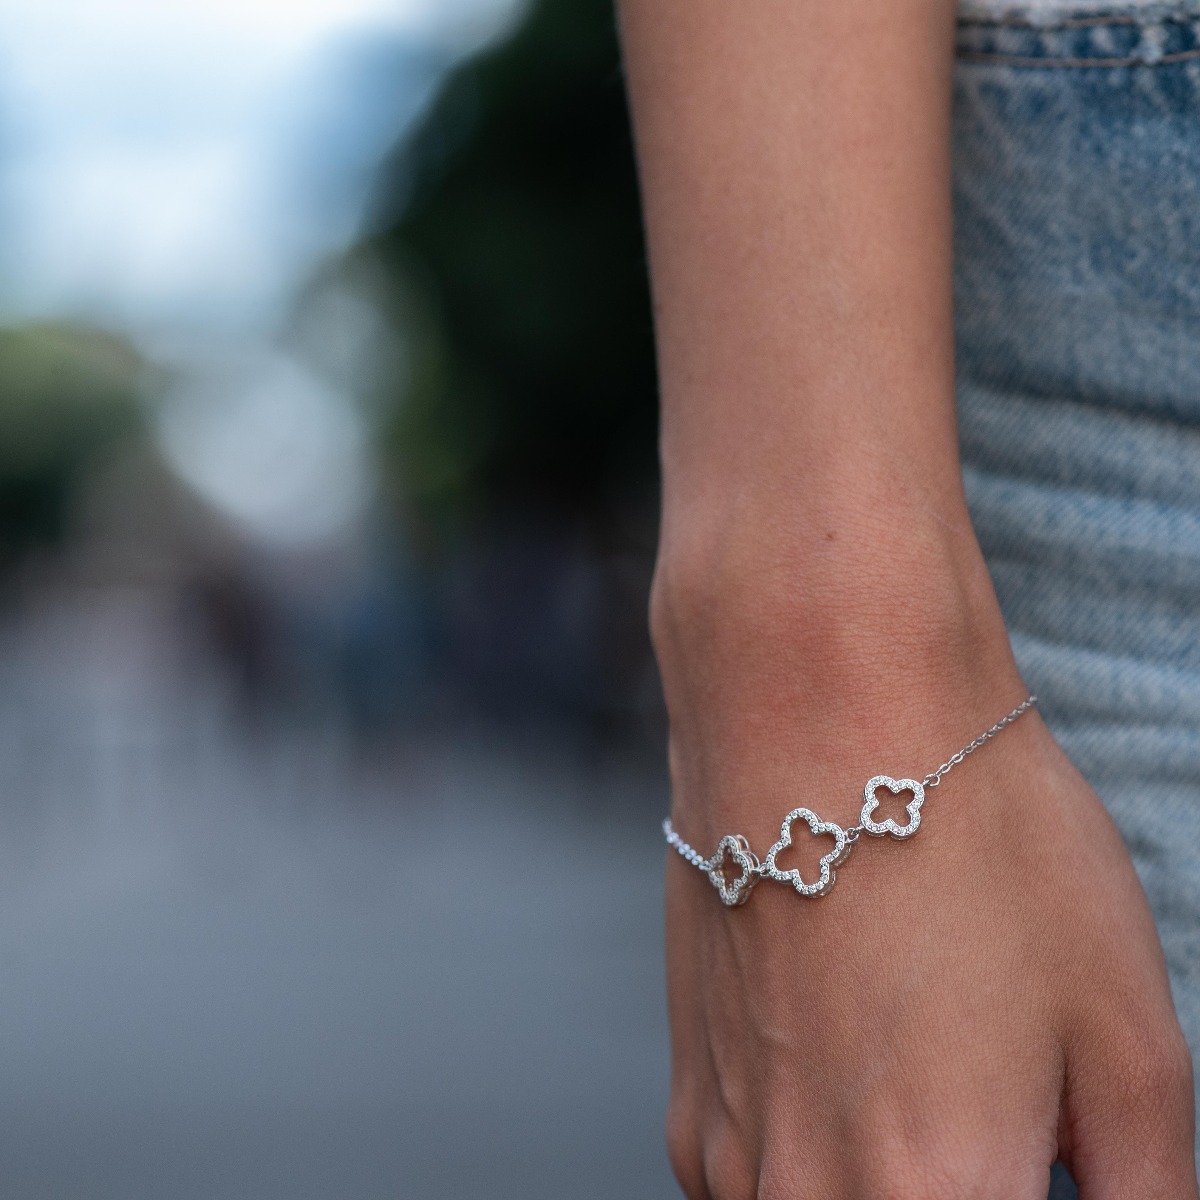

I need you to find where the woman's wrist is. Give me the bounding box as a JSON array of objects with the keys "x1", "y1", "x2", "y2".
[{"x1": 651, "y1": 506, "x2": 1029, "y2": 841}]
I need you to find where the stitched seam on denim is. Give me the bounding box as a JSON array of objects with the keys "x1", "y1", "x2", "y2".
[
  {"x1": 958, "y1": 14, "x2": 1179, "y2": 27},
  {"x1": 956, "y1": 44, "x2": 1200, "y2": 63}
]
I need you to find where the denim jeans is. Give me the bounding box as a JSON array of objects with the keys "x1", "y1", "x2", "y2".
[{"x1": 953, "y1": 7, "x2": 1200, "y2": 1187}]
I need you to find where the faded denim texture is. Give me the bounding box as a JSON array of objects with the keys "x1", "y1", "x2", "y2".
[
  {"x1": 961, "y1": 0, "x2": 1200, "y2": 22},
  {"x1": 953, "y1": 7, "x2": 1200, "y2": 1187}
]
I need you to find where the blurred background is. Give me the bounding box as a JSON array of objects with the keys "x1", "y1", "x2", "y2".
[{"x1": 0, "y1": 0, "x2": 676, "y2": 1194}]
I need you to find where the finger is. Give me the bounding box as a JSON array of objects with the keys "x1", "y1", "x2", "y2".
[{"x1": 1063, "y1": 1020, "x2": 1198, "y2": 1200}]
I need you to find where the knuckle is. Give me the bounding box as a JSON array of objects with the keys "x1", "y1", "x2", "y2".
[
  {"x1": 1150, "y1": 1049, "x2": 1194, "y2": 1128},
  {"x1": 755, "y1": 1166, "x2": 813, "y2": 1200},
  {"x1": 703, "y1": 1138, "x2": 758, "y2": 1200},
  {"x1": 1151, "y1": 1029, "x2": 1193, "y2": 1097},
  {"x1": 666, "y1": 1101, "x2": 758, "y2": 1200},
  {"x1": 665, "y1": 1102, "x2": 706, "y2": 1198},
  {"x1": 917, "y1": 1164, "x2": 1018, "y2": 1200},
  {"x1": 855, "y1": 1142, "x2": 1026, "y2": 1200},
  {"x1": 1118, "y1": 1023, "x2": 1195, "y2": 1115},
  {"x1": 874, "y1": 1171, "x2": 986, "y2": 1200},
  {"x1": 753, "y1": 1178, "x2": 791, "y2": 1200}
]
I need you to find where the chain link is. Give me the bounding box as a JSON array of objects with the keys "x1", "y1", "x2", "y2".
[
  {"x1": 663, "y1": 695, "x2": 1038, "y2": 877},
  {"x1": 662, "y1": 818, "x2": 711, "y2": 872},
  {"x1": 920, "y1": 694, "x2": 1037, "y2": 789}
]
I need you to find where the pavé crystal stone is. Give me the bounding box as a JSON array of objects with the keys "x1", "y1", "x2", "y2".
[
  {"x1": 706, "y1": 834, "x2": 760, "y2": 906},
  {"x1": 761, "y1": 808, "x2": 850, "y2": 898},
  {"x1": 860, "y1": 775, "x2": 924, "y2": 839},
  {"x1": 662, "y1": 697, "x2": 1037, "y2": 906}
]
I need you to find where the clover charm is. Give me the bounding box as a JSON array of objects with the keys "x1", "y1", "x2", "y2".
[
  {"x1": 707, "y1": 834, "x2": 760, "y2": 907},
  {"x1": 761, "y1": 808, "x2": 850, "y2": 897},
  {"x1": 860, "y1": 775, "x2": 924, "y2": 839}
]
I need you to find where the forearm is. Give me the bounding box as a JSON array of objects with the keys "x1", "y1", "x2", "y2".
[
  {"x1": 618, "y1": 0, "x2": 964, "y2": 549},
  {"x1": 616, "y1": 0, "x2": 1024, "y2": 826}
]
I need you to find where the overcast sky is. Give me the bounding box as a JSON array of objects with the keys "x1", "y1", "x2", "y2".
[{"x1": 0, "y1": 0, "x2": 524, "y2": 340}]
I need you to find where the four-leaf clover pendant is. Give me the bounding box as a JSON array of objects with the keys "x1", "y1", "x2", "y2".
[
  {"x1": 693, "y1": 770, "x2": 929, "y2": 904},
  {"x1": 860, "y1": 775, "x2": 924, "y2": 839},
  {"x1": 707, "y1": 834, "x2": 760, "y2": 906},
  {"x1": 670, "y1": 696, "x2": 1039, "y2": 905},
  {"x1": 761, "y1": 808, "x2": 851, "y2": 898}
]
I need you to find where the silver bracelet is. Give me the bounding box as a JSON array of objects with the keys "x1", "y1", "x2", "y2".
[{"x1": 663, "y1": 694, "x2": 1037, "y2": 906}]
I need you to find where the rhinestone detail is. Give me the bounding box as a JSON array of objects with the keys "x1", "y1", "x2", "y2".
[
  {"x1": 707, "y1": 834, "x2": 760, "y2": 906},
  {"x1": 661, "y1": 696, "x2": 1037, "y2": 905},
  {"x1": 860, "y1": 775, "x2": 924, "y2": 840},
  {"x1": 761, "y1": 808, "x2": 850, "y2": 898}
]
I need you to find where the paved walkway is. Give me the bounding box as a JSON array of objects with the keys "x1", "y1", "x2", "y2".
[{"x1": 0, "y1": 587, "x2": 676, "y2": 1198}]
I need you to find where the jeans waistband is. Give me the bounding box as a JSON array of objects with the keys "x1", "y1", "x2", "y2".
[{"x1": 958, "y1": 7, "x2": 1200, "y2": 64}]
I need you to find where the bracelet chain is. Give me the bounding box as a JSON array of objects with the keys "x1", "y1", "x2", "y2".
[{"x1": 663, "y1": 694, "x2": 1037, "y2": 904}]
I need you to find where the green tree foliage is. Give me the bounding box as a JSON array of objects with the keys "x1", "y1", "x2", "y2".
[
  {"x1": 363, "y1": 0, "x2": 657, "y2": 542},
  {"x1": 0, "y1": 324, "x2": 142, "y2": 557}
]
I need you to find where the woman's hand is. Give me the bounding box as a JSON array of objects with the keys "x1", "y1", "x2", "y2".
[
  {"x1": 654, "y1": 564, "x2": 1197, "y2": 1198},
  {"x1": 614, "y1": 0, "x2": 1197, "y2": 1189}
]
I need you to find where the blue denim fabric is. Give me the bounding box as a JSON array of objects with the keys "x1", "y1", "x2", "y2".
[{"x1": 953, "y1": 8, "x2": 1200, "y2": 1185}]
